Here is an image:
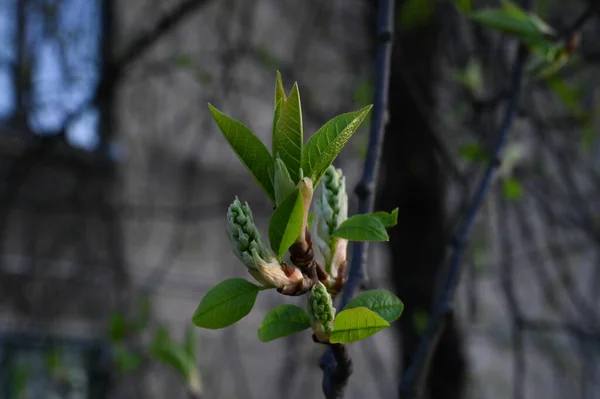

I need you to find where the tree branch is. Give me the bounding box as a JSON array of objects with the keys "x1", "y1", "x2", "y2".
[
  {"x1": 319, "y1": 0, "x2": 395, "y2": 397},
  {"x1": 398, "y1": 26, "x2": 530, "y2": 399}
]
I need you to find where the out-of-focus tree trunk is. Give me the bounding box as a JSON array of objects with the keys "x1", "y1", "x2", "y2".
[{"x1": 376, "y1": 4, "x2": 466, "y2": 398}]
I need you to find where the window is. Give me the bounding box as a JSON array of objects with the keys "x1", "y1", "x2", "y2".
[
  {"x1": 0, "y1": 333, "x2": 109, "y2": 399},
  {"x1": 0, "y1": 0, "x2": 103, "y2": 151}
]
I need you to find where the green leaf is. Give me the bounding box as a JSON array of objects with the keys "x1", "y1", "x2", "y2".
[
  {"x1": 268, "y1": 189, "x2": 304, "y2": 259},
  {"x1": 470, "y1": 1, "x2": 555, "y2": 45},
  {"x1": 114, "y1": 344, "x2": 144, "y2": 374},
  {"x1": 192, "y1": 278, "x2": 262, "y2": 329},
  {"x1": 258, "y1": 304, "x2": 311, "y2": 342},
  {"x1": 459, "y1": 142, "x2": 490, "y2": 162},
  {"x1": 256, "y1": 44, "x2": 280, "y2": 69},
  {"x1": 454, "y1": 58, "x2": 483, "y2": 98},
  {"x1": 331, "y1": 214, "x2": 389, "y2": 242},
  {"x1": 330, "y1": 307, "x2": 390, "y2": 344},
  {"x1": 134, "y1": 295, "x2": 151, "y2": 333},
  {"x1": 109, "y1": 313, "x2": 128, "y2": 342},
  {"x1": 273, "y1": 82, "x2": 303, "y2": 183},
  {"x1": 151, "y1": 327, "x2": 191, "y2": 378},
  {"x1": 502, "y1": 178, "x2": 523, "y2": 200},
  {"x1": 208, "y1": 104, "x2": 275, "y2": 202},
  {"x1": 370, "y1": 208, "x2": 398, "y2": 228},
  {"x1": 344, "y1": 289, "x2": 404, "y2": 323},
  {"x1": 399, "y1": 0, "x2": 435, "y2": 29},
  {"x1": 175, "y1": 54, "x2": 195, "y2": 69},
  {"x1": 303, "y1": 105, "x2": 372, "y2": 187},
  {"x1": 453, "y1": 0, "x2": 472, "y2": 13},
  {"x1": 272, "y1": 71, "x2": 287, "y2": 148},
  {"x1": 412, "y1": 308, "x2": 429, "y2": 335},
  {"x1": 184, "y1": 325, "x2": 197, "y2": 361}
]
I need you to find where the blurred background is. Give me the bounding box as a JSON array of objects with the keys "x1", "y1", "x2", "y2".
[{"x1": 0, "y1": 0, "x2": 599, "y2": 398}]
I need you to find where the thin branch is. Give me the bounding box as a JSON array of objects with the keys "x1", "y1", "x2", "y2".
[
  {"x1": 319, "y1": 343, "x2": 353, "y2": 399},
  {"x1": 319, "y1": 0, "x2": 395, "y2": 397},
  {"x1": 398, "y1": 41, "x2": 530, "y2": 399}
]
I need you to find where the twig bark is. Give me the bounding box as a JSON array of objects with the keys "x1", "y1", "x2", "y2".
[
  {"x1": 319, "y1": 0, "x2": 395, "y2": 397},
  {"x1": 398, "y1": 30, "x2": 530, "y2": 399}
]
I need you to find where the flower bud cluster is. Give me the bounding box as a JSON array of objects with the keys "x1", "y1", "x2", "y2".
[
  {"x1": 313, "y1": 166, "x2": 348, "y2": 278},
  {"x1": 308, "y1": 281, "x2": 336, "y2": 341}
]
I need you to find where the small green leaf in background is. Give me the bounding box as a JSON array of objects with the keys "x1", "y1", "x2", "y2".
[
  {"x1": 330, "y1": 307, "x2": 390, "y2": 344},
  {"x1": 470, "y1": 0, "x2": 555, "y2": 45},
  {"x1": 175, "y1": 54, "x2": 195, "y2": 69},
  {"x1": 344, "y1": 289, "x2": 404, "y2": 323},
  {"x1": 258, "y1": 304, "x2": 311, "y2": 342},
  {"x1": 370, "y1": 208, "x2": 399, "y2": 228},
  {"x1": 151, "y1": 327, "x2": 192, "y2": 379},
  {"x1": 303, "y1": 105, "x2": 372, "y2": 187},
  {"x1": 454, "y1": 58, "x2": 484, "y2": 98},
  {"x1": 135, "y1": 295, "x2": 152, "y2": 333},
  {"x1": 208, "y1": 104, "x2": 275, "y2": 203},
  {"x1": 256, "y1": 44, "x2": 280, "y2": 69},
  {"x1": 331, "y1": 214, "x2": 389, "y2": 242},
  {"x1": 459, "y1": 142, "x2": 490, "y2": 163},
  {"x1": 109, "y1": 313, "x2": 128, "y2": 343},
  {"x1": 502, "y1": 178, "x2": 523, "y2": 200},
  {"x1": 412, "y1": 308, "x2": 429, "y2": 335},
  {"x1": 399, "y1": 0, "x2": 435, "y2": 29},
  {"x1": 269, "y1": 189, "x2": 305, "y2": 259},
  {"x1": 453, "y1": 0, "x2": 472, "y2": 13},
  {"x1": 114, "y1": 344, "x2": 144, "y2": 374},
  {"x1": 273, "y1": 82, "x2": 303, "y2": 183},
  {"x1": 184, "y1": 325, "x2": 197, "y2": 361},
  {"x1": 192, "y1": 278, "x2": 263, "y2": 329}
]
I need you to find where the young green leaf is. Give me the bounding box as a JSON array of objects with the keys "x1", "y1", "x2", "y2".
[
  {"x1": 273, "y1": 83, "x2": 303, "y2": 183},
  {"x1": 502, "y1": 178, "x2": 523, "y2": 201},
  {"x1": 258, "y1": 304, "x2": 311, "y2": 342},
  {"x1": 469, "y1": 1, "x2": 555, "y2": 45},
  {"x1": 184, "y1": 325, "x2": 197, "y2": 361},
  {"x1": 330, "y1": 307, "x2": 390, "y2": 344},
  {"x1": 109, "y1": 313, "x2": 128, "y2": 343},
  {"x1": 208, "y1": 104, "x2": 275, "y2": 202},
  {"x1": 331, "y1": 214, "x2": 389, "y2": 242},
  {"x1": 272, "y1": 72, "x2": 287, "y2": 148},
  {"x1": 268, "y1": 188, "x2": 304, "y2": 259},
  {"x1": 370, "y1": 208, "x2": 399, "y2": 228},
  {"x1": 399, "y1": 0, "x2": 435, "y2": 29},
  {"x1": 192, "y1": 278, "x2": 262, "y2": 329},
  {"x1": 453, "y1": 0, "x2": 472, "y2": 13},
  {"x1": 151, "y1": 327, "x2": 192, "y2": 378},
  {"x1": 303, "y1": 105, "x2": 372, "y2": 187},
  {"x1": 459, "y1": 142, "x2": 490, "y2": 163},
  {"x1": 344, "y1": 289, "x2": 404, "y2": 323},
  {"x1": 113, "y1": 344, "x2": 144, "y2": 374}
]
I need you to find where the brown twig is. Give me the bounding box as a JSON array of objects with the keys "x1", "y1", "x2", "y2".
[{"x1": 319, "y1": 343, "x2": 353, "y2": 399}]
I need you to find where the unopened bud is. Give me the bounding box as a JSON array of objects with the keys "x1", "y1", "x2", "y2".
[
  {"x1": 227, "y1": 197, "x2": 303, "y2": 289},
  {"x1": 308, "y1": 281, "x2": 336, "y2": 342},
  {"x1": 312, "y1": 166, "x2": 348, "y2": 278}
]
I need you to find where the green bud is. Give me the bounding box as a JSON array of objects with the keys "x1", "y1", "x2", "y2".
[
  {"x1": 227, "y1": 197, "x2": 276, "y2": 270},
  {"x1": 227, "y1": 197, "x2": 305, "y2": 289},
  {"x1": 308, "y1": 282, "x2": 336, "y2": 341},
  {"x1": 273, "y1": 156, "x2": 297, "y2": 206},
  {"x1": 312, "y1": 166, "x2": 348, "y2": 277}
]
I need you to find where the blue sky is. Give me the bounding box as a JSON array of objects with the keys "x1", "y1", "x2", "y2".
[{"x1": 0, "y1": 0, "x2": 102, "y2": 151}]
